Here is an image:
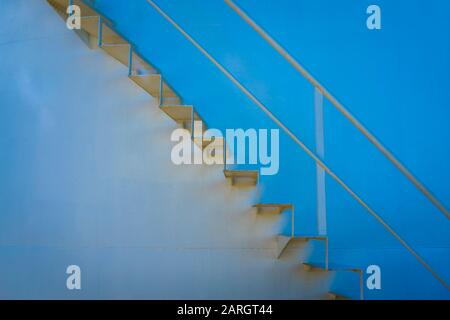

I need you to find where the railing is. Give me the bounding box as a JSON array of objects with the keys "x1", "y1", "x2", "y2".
[
  {"x1": 145, "y1": 0, "x2": 449, "y2": 291},
  {"x1": 224, "y1": 0, "x2": 449, "y2": 221}
]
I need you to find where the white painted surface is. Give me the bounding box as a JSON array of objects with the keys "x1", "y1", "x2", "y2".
[
  {"x1": 314, "y1": 88, "x2": 327, "y2": 235},
  {"x1": 0, "y1": 0, "x2": 330, "y2": 299}
]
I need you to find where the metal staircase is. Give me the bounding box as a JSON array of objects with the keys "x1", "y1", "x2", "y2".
[{"x1": 45, "y1": 0, "x2": 449, "y2": 299}]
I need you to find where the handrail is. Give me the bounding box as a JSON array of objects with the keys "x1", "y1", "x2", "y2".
[
  {"x1": 145, "y1": 0, "x2": 449, "y2": 290},
  {"x1": 224, "y1": 0, "x2": 449, "y2": 220}
]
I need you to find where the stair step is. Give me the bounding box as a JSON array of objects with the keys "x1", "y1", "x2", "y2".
[
  {"x1": 295, "y1": 235, "x2": 327, "y2": 241},
  {"x1": 129, "y1": 74, "x2": 161, "y2": 98},
  {"x1": 223, "y1": 170, "x2": 258, "y2": 187},
  {"x1": 194, "y1": 136, "x2": 225, "y2": 150},
  {"x1": 160, "y1": 105, "x2": 199, "y2": 123},
  {"x1": 275, "y1": 235, "x2": 326, "y2": 258},
  {"x1": 129, "y1": 74, "x2": 181, "y2": 105},
  {"x1": 159, "y1": 105, "x2": 213, "y2": 148},
  {"x1": 49, "y1": 0, "x2": 67, "y2": 7},
  {"x1": 253, "y1": 203, "x2": 292, "y2": 214},
  {"x1": 48, "y1": 0, "x2": 181, "y2": 107},
  {"x1": 48, "y1": 2, "x2": 120, "y2": 47},
  {"x1": 73, "y1": 0, "x2": 98, "y2": 17},
  {"x1": 47, "y1": 1, "x2": 107, "y2": 49},
  {"x1": 48, "y1": 0, "x2": 99, "y2": 17},
  {"x1": 130, "y1": 51, "x2": 157, "y2": 75},
  {"x1": 102, "y1": 43, "x2": 130, "y2": 66},
  {"x1": 328, "y1": 292, "x2": 351, "y2": 300},
  {"x1": 48, "y1": 0, "x2": 66, "y2": 9},
  {"x1": 275, "y1": 235, "x2": 294, "y2": 258},
  {"x1": 47, "y1": 0, "x2": 69, "y2": 18},
  {"x1": 101, "y1": 23, "x2": 128, "y2": 45},
  {"x1": 302, "y1": 262, "x2": 361, "y2": 273},
  {"x1": 80, "y1": 16, "x2": 100, "y2": 38},
  {"x1": 161, "y1": 82, "x2": 182, "y2": 105}
]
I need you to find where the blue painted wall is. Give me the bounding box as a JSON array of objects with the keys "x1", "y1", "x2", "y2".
[{"x1": 89, "y1": 0, "x2": 450, "y2": 298}]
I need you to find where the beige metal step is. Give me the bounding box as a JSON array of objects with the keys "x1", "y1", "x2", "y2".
[
  {"x1": 48, "y1": 0, "x2": 99, "y2": 18},
  {"x1": 253, "y1": 203, "x2": 292, "y2": 214},
  {"x1": 160, "y1": 105, "x2": 200, "y2": 129},
  {"x1": 47, "y1": 0, "x2": 114, "y2": 51},
  {"x1": 101, "y1": 23, "x2": 128, "y2": 45},
  {"x1": 161, "y1": 105, "x2": 213, "y2": 151},
  {"x1": 306, "y1": 263, "x2": 364, "y2": 300},
  {"x1": 195, "y1": 136, "x2": 225, "y2": 150},
  {"x1": 161, "y1": 82, "x2": 182, "y2": 105},
  {"x1": 276, "y1": 235, "x2": 327, "y2": 259},
  {"x1": 223, "y1": 170, "x2": 258, "y2": 187},
  {"x1": 302, "y1": 262, "x2": 361, "y2": 273},
  {"x1": 47, "y1": 1, "x2": 96, "y2": 26},
  {"x1": 297, "y1": 235, "x2": 327, "y2": 241},
  {"x1": 47, "y1": 0, "x2": 102, "y2": 48},
  {"x1": 48, "y1": 0, "x2": 67, "y2": 9},
  {"x1": 275, "y1": 235, "x2": 294, "y2": 258},
  {"x1": 130, "y1": 51, "x2": 157, "y2": 75},
  {"x1": 129, "y1": 74, "x2": 181, "y2": 106},
  {"x1": 80, "y1": 16, "x2": 99, "y2": 37},
  {"x1": 129, "y1": 73, "x2": 161, "y2": 99},
  {"x1": 47, "y1": 0, "x2": 68, "y2": 18},
  {"x1": 327, "y1": 292, "x2": 351, "y2": 300},
  {"x1": 102, "y1": 43, "x2": 130, "y2": 66},
  {"x1": 73, "y1": 0, "x2": 98, "y2": 17}
]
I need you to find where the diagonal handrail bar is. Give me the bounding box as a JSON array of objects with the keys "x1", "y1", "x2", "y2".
[
  {"x1": 224, "y1": 0, "x2": 449, "y2": 220},
  {"x1": 145, "y1": 0, "x2": 449, "y2": 290}
]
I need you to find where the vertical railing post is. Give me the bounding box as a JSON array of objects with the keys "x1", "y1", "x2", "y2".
[
  {"x1": 223, "y1": 139, "x2": 227, "y2": 171},
  {"x1": 128, "y1": 47, "x2": 133, "y2": 77},
  {"x1": 97, "y1": 16, "x2": 103, "y2": 47},
  {"x1": 291, "y1": 207, "x2": 295, "y2": 238},
  {"x1": 190, "y1": 107, "x2": 195, "y2": 139},
  {"x1": 359, "y1": 270, "x2": 364, "y2": 300},
  {"x1": 315, "y1": 87, "x2": 327, "y2": 236},
  {"x1": 158, "y1": 76, "x2": 163, "y2": 107}
]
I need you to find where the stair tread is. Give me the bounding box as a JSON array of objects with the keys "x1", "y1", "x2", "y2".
[
  {"x1": 48, "y1": 1, "x2": 113, "y2": 42},
  {"x1": 293, "y1": 234, "x2": 327, "y2": 240},
  {"x1": 129, "y1": 74, "x2": 180, "y2": 102},
  {"x1": 276, "y1": 234, "x2": 328, "y2": 243},
  {"x1": 224, "y1": 169, "x2": 258, "y2": 177},
  {"x1": 253, "y1": 203, "x2": 292, "y2": 211},
  {"x1": 161, "y1": 82, "x2": 181, "y2": 101},
  {"x1": 160, "y1": 105, "x2": 200, "y2": 122},
  {"x1": 101, "y1": 23, "x2": 128, "y2": 45},
  {"x1": 199, "y1": 136, "x2": 224, "y2": 142},
  {"x1": 73, "y1": 0, "x2": 99, "y2": 17},
  {"x1": 49, "y1": 0, "x2": 99, "y2": 17},
  {"x1": 194, "y1": 136, "x2": 225, "y2": 149},
  {"x1": 129, "y1": 73, "x2": 161, "y2": 98},
  {"x1": 131, "y1": 51, "x2": 157, "y2": 74},
  {"x1": 303, "y1": 261, "x2": 361, "y2": 272},
  {"x1": 80, "y1": 16, "x2": 99, "y2": 37},
  {"x1": 224, "y1": 170, "x2": 258, "y2": 187},
  {"x1": 48, "y1": 0, "x2": 69, "y2": 17},
  {"x1": 328, "y1": 292, "x2": 351, "y2": 300},
  {"x1": 102, "y1": 43, "x2": 130, "y2": 66}
]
